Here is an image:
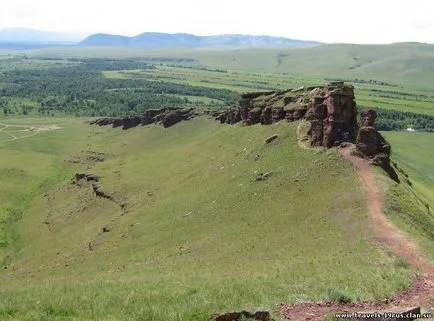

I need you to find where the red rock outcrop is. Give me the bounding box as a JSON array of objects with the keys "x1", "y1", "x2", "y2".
[
  {"x1": 311, "y1": 83, "x2": 357, "y2": 147},
  {"x1": 218, "y1": 82, "x2": 357, "y2": 148},
  {"x1": 356, "y1": 109, "x2": 398, "y2": 182},
  {"x1": 356, "y1": 109, "x2": 391, "y2": 161}
]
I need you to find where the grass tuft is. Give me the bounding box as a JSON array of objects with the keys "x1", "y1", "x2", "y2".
[
  {"x1": 326, "y1": 286, "x2": 355, "y2": 303},
  {"x1": 393, "y1": 257, "x2": 411, "y2": 269}
]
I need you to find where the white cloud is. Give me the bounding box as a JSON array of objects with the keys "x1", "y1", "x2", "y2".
[{"x1": 0, "y1": 0, "x2": 433, "y2": 43}]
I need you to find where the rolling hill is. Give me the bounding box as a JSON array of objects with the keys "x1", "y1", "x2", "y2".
[
  {"x1": 79, "y1": 32, "x2": 321, "y2": 48},
  {"x1": 33, "y1": 42, "x2": 434, "y2": 89}
]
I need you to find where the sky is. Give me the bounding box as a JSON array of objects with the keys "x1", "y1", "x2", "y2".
[{"x1": 0, "y1": 0, "x2": 433, "y2": 44}]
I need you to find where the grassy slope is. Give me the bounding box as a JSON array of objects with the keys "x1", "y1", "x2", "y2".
[
  {"x1": 384, "y1": 132, "x2": 434, "y2": 205},
  {"x1": 0, "y1": 117, "x2": 416, "y2": 321},
  {"x1": 382, "y1": 132, "x2": 434, "y2": 259}
]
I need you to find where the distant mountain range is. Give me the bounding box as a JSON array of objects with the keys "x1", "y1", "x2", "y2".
[
  {"x1": 0, "y1": 28, "x2": 321, "y2": 49},
  {"x1": 79, "y1": 32, "x2": 321, "y2": 48},
  {"x1": 0, "y1": 28, "x2": 85, "y2": 44}
]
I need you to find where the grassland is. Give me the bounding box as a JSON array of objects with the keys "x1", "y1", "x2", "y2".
[{"x1": 0, "y1": 117, "x2": 420, "y2": 321}]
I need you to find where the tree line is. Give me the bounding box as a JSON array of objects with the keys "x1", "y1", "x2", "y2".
[
  {"x1": 362, "y1": 106, "x2": 434, "y2": 132},
  {"x1": 0, "y1": 59, "x2": 239, "y2": 117}
]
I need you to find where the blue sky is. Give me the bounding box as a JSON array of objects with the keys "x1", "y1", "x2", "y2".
[{"x1": 1, "y1": 0, "x2": 433, "y2": 44}]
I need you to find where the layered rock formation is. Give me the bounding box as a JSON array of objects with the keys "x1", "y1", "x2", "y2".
[
  {"x1": 90, "y1": 107, "x2": 202, "y2": 129},
  {"x1": 306, "y1": 84, "x2": 357, "y2": 147},
  {"x1": 218, "y1": 83, "x2": 397, "y2": 180},
  {"x1": 356, "y1": 109, "x2": 391, "y2": 159},
  {"x1": 217, "y1": 82, "x2": 357, "y2": 148}
]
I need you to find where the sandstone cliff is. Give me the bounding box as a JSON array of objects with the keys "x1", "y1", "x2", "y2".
[{"x1": 218, "y1": 82, "x2": 357, "y2": 148}]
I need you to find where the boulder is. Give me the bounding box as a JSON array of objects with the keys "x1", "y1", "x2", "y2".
[{"x1": 356, "y1": 126, "x2": 390, "y2": 158}]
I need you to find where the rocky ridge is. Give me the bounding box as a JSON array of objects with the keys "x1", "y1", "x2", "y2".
[
  {"x1": 218, "y1": 82, "x2": 358, "y2": 148},
  {"x1": 90, "y1": 82, "x2": 395, "y2": 178},
  {"x1": 90, "y1": 107, "x2": 218, "y2": 129},
  {"x1": 216, "y1": 82, "x2": 396, "y2": 177}
]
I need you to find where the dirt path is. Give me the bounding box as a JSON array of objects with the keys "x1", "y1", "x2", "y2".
[
  {"x1": 340, "y1": 146, "x2": 434, "y2": 275},
  {"x1": 0, "y1": 122, "x2": 61, "y2": 143},
  {"x1": 280, "y1": 144, "x2": 433, "y2": 320}
]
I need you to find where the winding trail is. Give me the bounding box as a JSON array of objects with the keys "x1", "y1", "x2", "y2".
[
  {"x1": 340, "y1": 146, "x2": 434, "y2": 275},
  {"x1": 281, "y1": 140, "x2": 433, "y2": 320}
]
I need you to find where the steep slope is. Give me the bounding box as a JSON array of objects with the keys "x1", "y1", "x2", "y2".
[
  {"x1": 0, "y1": 117, "x2": 421, "y2": 320},
  {"x1": 382, "y1": 132, "x2": 434, "y2": 259}
]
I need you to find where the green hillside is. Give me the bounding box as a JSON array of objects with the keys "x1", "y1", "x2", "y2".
[
  {"x1": 32, "y1": 43, "x2": 434, "y2": 89},
  {"x1": 0, "y1": 117, "x2": 421, "y2": 321},
  {"x1": 382, "y1": 132, "x2": 434, "y2": 258},
  {"x1": 385, "y1": 132, "x2": 434, "y2": 206}
]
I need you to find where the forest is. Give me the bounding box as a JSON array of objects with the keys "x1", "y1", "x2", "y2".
[{"x1": 0, "y1": 59, "x2": 238, "y2": 117}]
